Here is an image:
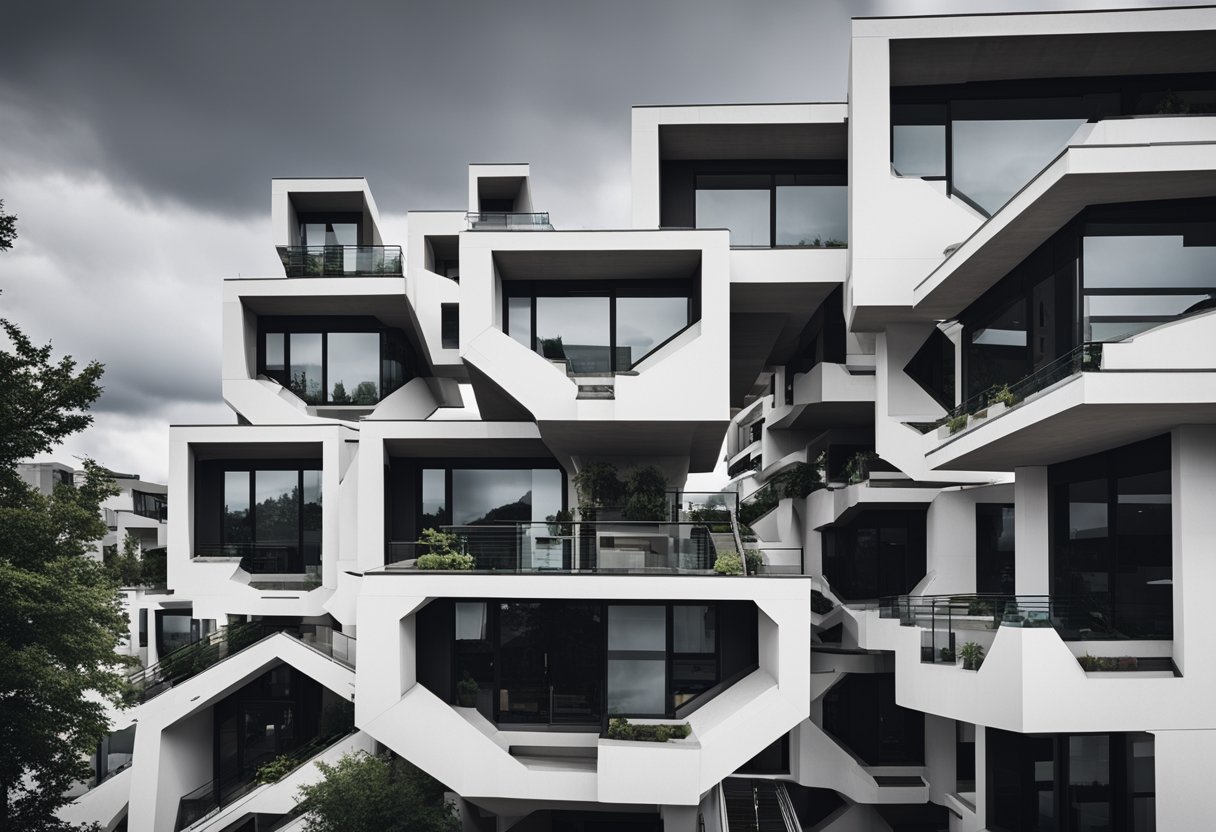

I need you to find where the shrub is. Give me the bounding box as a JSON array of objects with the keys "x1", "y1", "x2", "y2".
[
  {"x1": 545, "y1": 509, "x2": 573, "y2": 535},
  {"x1": 622, "y1": 465, "x2": 669, "y2": 521},
  {"x1": 1078, "y1": 654, "x2": 1138, "y2": 672},
  {"x1": 606, "y1": 717, "x2": 691, "y2": 743},
  {"x1": 990, "y1": 384, "x2": 1018, "y2": 408},
  {"x1": 947, "y1": 414, "x2": 969, "y2": 435},
  {"x1": 743, "y1": 549, "x2": 763, "y2": 574},
  {"x1": 959, "y1": 641, "x2": 985, "y2": 671},
  {"x1": 939, "y1": 646, "x2": 956, "y2": 663},
  {"x1": 257, "y1": 753, "x2": 299, "y2": 784},
  {"x1": 843, "y1": 452, "x2": 878, "y2": 485},
  {"x1": 713, "y1": 552, "x2": 744, "y2": 575},
  {"x1": 778, "y1": 462, "x2": 821, "y2": 499},
  {"x1": 415, "y1": 528, "x2": 473, "y2": 570},
  {"x1": 415, "y1": 552, "x2": 474, "y2": 570},
  {"x1": 573, "y1": 462, "x2": 624, "y2": 513}
]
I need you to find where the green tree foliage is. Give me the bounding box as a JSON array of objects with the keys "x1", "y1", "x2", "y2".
[
  {"x1": 622, "y1": 465, "x2": 669, "y2": 521},
  {"x1": 0, "y1": 201, "x2": 15, "y2": 252},
  {"x1": 0, "y1": 310, "x2": 132, "y2": 830},
  {"x1": 103, "y1": 533, "x2": 143, "y2": 587},
  {"x1": 297, "y1": 752, "x2": 459, "y2": 832}
]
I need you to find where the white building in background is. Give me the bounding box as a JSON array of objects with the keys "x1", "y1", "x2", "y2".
[{"x1": 65, "y1": 7, "x2": 1216, "y2": 832}]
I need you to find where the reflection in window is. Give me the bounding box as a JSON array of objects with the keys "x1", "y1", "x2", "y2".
[
  {"x1": 452, "y1": 469, "x2": 532, "y2": 526},
  {"x1": 326, "y1": 332, "x2": 379, "y2": 404},
  {"x1": 695, "y1": 175, "x2": 770, "y2": 247},
  {"x1": 207, "y1": 466, "x2": 322, "y2": 574},
  {"x1": 420, "y1": 468, "x2": 446, "y2": 531},
  {"x1": 775, "y1": 181, "x2": 847, "y2": 246},
  {"x1": 289, "y1": 333, "x2": 323, "y2": 405},
  {"x1": 892, "y1": 125, "x2": 946, "y2": 177},
  {"x1": 536, "y1": 296, "x2": 612, "y2": 374},
  {"x1": 1083, "y1": 234, "x2": 1216, "y2": 341},
  {"x1": 608, "y1": 605, "x2": 666, "y2": 715},
  {"x1": 224, "y1": 471, "x2": 251, "y2": 545},
  {"x1": 616, "y1": 297, "x2": 688, "y2": 364},
  {"x1": 951, "y1": 119, "x2": 1085, "y2": 214},
  {"x1": 507, "y1": 283, "x2": 695, "y2": 374},
  {"x1": 261, "y1": 323, "x2": 413, "y2": 407}
]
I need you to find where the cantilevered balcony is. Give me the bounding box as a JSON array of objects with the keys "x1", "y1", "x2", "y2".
[
  {"x1": 276, "y1": 245, "x2": 403, "y2": 277},
  {"x1": 466, "y1": 211, "x2": 552, "y2": 230}
]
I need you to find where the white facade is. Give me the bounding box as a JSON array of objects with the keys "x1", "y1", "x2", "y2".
[{"x1": 68, "y1": 7, "x2": 1216, "y2": 832}]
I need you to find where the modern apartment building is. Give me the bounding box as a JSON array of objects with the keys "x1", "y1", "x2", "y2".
[{"x1": 63, "y1": 6, "x2": 1216, "y2": 832}]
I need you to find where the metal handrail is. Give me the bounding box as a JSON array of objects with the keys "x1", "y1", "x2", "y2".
[
  {"x1": 277, "y1": 245, "x2": 403, "y2": 277},
  {"x1": 936, "y1": 342, "x2": 1104, "y2": 432}
]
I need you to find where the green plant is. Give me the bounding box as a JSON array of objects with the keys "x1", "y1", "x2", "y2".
[
  {"x1": 967, "y1": 598, "x2": 995, "y2": 617},
  {"x1": 572, "y1": 462, "x2": 624, "y2": 514},
  {"x1": 743, "y1": 549, "x2": 763, "y2": 574},
  {"x1": 778, "y1": 461, "x2": 822, "y2": 499},
  {"x1": 713, "y1": 552, "x2": 744, "y2": 575},
  {"x1": 606, "y1": 717, "x2": 692, "y2": 743},
  {"x1": 298, "y1": 751, "x2": 459, "y2": 832},
  {"x1": 538, "y1": 336, "x2": 566, "y2": 360},
  {"x1": 257, "y1": 753, "x2": 300, "y2": 784},
  {"x1": 959, "y1": 641, "x2": 985, "y2": 671},
  {"x1": 990, "y1": 384, "x2": 1018, "y2": 408},
  {"x1": 939, "y1": 646, "x2": 956, "y2": 663},
  {"x1": 843, "y1": 451, "x2": 878, "y2": 485},
  {"x1": 456, "y1": 671, "x2": 480, "y2": 707},
  {"x1": 414, "y1": 528, "x2": 473, "y2": 569},
  {"x1": 321, "y1": 700, "x2": 355, "y2": 738},
  {"x1": 622, "y1": 465, "x2": 669, "y2": 521},
  {"x1": 947, "y1": 414, "x2": 969, "y2": 435},
  {"x1": 1078, "y1": 654, "x2": 1139, "y2": 672}
]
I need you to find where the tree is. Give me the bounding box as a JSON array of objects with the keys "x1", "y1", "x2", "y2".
[
  {"x1": 297, "y1": 752, "x2": 459, "y2": 832},
  {"x1": 0, "y1": 200, "x2": 15, "y2": 252},
  {"x1": 0, "y1": 311, "x2": 131, "y2": 831}
]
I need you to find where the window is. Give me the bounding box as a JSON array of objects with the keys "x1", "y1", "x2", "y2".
[
  {"x1": 1050, "y1": 435, "x2": 1172, "y2": 639},
  {"x1": 258, "y1": 317, "x2": 413, "y2": 406},
  {"x1": 822, "y1": 672, "x2": 924, "y2": 765},
  {"x1": 892, "y1": 72, "x2": 1216, "y2": 217},
  {"x1": 133, "y1": 490, "x2": 167, "y2": 521},
  {"x1": 988, "y1": 729, "x2": 1155, "y2": 832},
  {"x1": 198, "y1": 462, "x2": 323, "y2": 574},
  {"x1": 503, "y1": 279, "x2": 697, "y2": 374},
  {"x1": 904, "y1": 327, "x2": 956, "y2": 411},
  {"x1": 976, "y1": 504, "x2": 1015, "y2": 595},
  {"x1": 960, "y1": 198, "x2": 1216, "y2": 399},
  {"x1": 441, "y1": 304, "x2": 459, "y2": 349},
  {"x1": 823, "y1": 510, "x2": 928, "y2": 601},
  {"x1": 694, "y1": 172, "x2": 847, "y2": 248},
  {"x1": 608, "y1": 605, "x2": 667, "y2": 716}
]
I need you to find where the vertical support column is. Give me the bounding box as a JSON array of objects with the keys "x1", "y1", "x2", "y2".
[
  {"x1": 1013, "y1": 466, "x2": 1050, "y2": 595},
  {"x1": 974, "y1": 726, "x2": 988, "y2": 827},
  {"x1": 660, "y1": 804, "x2": 699, "y2": 832},
  {"x1": 1172, "y1": 425, "x2": 1216, "y2": 676}
]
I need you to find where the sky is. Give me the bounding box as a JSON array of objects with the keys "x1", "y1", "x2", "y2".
[{"x1": 0, "y1": 0, "x2": 1194, "y2": 483}]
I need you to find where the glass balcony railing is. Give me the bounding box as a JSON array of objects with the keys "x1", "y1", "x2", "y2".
[
  {"x1": 879, "y1": 594, "x2": 1171, "y2": 665},
  {"x1": 193, "y1": 542, "x2": 319, "y2": 578},
  {"x1": 927, "y1": 342, "x2": 1104, "y2": 437},
  {"x1": 277, "y1": 245, "x2": 403, "y2": 277},
  {"x1": 388, "y1": 520, "x2": 720, "y2": 574},
  {"x1": 466, "y1": 211, "x2": 552, "y2": 230}
]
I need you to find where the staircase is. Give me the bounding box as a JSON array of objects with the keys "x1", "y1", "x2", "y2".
[{"x1": 722, "y1": 778, "x2": 797, "y2": 832}]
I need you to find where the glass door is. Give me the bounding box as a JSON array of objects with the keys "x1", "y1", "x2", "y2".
[{"x1": 496, "y1": 602, "x2": 603, "y2": 726}]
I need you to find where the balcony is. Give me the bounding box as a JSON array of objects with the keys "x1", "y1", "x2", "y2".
[
  {"x1": 387, "y1": 520, "x2": 722, "y2": 574},
  {"x1": 466, "y1": 211, "x2": 552, "y2": 230},
  {"x1": 276, "y1": 245, "x2": 403, "y2": 277}
]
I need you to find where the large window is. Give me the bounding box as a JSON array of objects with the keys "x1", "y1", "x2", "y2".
[
  {"x1": 822, "y1": 509, "x2": 928, "y2": 601},
  {"x1": 893, "y1": 72, "x2": 1216, "y2": 216},
  {"x1": 132, "y1": 489, "x2": 167, "y2": 521},
  {"x1": 196, "y1": 461, "x2": 322, "y2": 574},
  {"x1": 960, "y1": 199, "x2": 1216, "y2": 399},
  {"x1": 695, "y1": 173, "x2": 847, "y2": 248},
  {"x1": 822, "y1": 672, "x2": 924, "y2": 766},
  {"x1": 988, "y1": 729, "x2": 1155, "y2": 832},
  {"x1": 416, "y1": 599, "x2": 757, "y2": 726},
  {"x1": 1050, "y1": 435, "x2": 1172, "y2": 639},
  {"x1": 503, "y1": 279, "x2": 698, "y2": 374},
  {"x1": 258, "y1": 317, "x2": 414, "y2": 406}
]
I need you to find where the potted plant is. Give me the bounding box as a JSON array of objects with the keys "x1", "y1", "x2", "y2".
[
  {"x1": 415, "y1": 528, "x2": 475, "y2": 570},
  {"x1": 456, "y1": 671, "x2": 480, "y2": 707},
  {"x1": 959, "y1": 641, "x2": 985, "y2": 671},
  {"x1": 946, "y1": 414, "x2": 970, "y2": 436},
  {"x1": 713, "y1": 552, "x2": 744, "y2": 575}
]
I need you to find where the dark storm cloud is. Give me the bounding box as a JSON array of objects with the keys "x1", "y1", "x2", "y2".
[{"x1": 0, "y1": 0, "x2": 863, "y2": 220}]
